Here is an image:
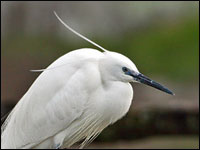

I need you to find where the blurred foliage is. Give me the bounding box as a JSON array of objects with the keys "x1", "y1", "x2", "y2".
[{"x1": 2, "y1": 15, "x2": 199, "y2": 83}]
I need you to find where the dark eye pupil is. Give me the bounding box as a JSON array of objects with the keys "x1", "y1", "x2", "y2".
[{"x1": 122, "y1": 67, "x2": 128, "y2": 72}]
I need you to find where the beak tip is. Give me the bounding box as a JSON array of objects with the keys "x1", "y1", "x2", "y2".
[{"x1": 168, "y1": 90, "x2": 175, "y2": 96}]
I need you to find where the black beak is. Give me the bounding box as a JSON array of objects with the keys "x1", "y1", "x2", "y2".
[{"x1": 130, "y1": 71, "x2": 174, "y2": 95}]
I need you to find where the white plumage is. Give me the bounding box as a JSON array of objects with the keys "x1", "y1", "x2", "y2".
[
  {"x1": 1, "y1": 12, "x2": 173, "y2": 149},
  {"x1": 1, "y1": 48, "x2": 135, "y2": 149}
]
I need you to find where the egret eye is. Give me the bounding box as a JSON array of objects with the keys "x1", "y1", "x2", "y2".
[{"x1": 122, "y1": 67, "x2": 128, "y2": 73}]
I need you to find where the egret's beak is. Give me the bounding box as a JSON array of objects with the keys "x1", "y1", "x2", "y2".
[{"x1": 130, "y1": 71, "x2": 174, "y2": 95}]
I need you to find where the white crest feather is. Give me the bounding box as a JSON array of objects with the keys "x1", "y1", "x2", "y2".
[
  {"x1": 31, "y1": 12, "x2": 109, "y2": 72},
  {"x1": 54, "y1": 11, "x2": 108, "y2": 53}
]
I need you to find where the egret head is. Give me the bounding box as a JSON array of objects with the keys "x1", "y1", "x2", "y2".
[
  {"x1": 53, "y1": 12, "x2": 174, "y2": 95},
  {"x1": 101, "y1": 51, "x2": 174, "y2": 95}
]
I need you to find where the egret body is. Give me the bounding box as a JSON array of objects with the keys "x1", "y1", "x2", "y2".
[{"x1": 1, "y1": 12, "x2": 173, "y2": 149}]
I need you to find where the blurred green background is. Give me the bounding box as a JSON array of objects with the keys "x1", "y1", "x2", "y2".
[{"x1": 1, "y1": 1, "x2": 199, "y2": 149}]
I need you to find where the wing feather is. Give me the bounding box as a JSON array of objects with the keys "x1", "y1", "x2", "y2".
[{"x1": 1, "y1": 48, "x2": 104, "y2": 149}]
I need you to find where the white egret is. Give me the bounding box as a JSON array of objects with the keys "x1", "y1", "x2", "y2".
[{"x1": 1, "y1": 12, "x2": 174, "y2": 149}]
